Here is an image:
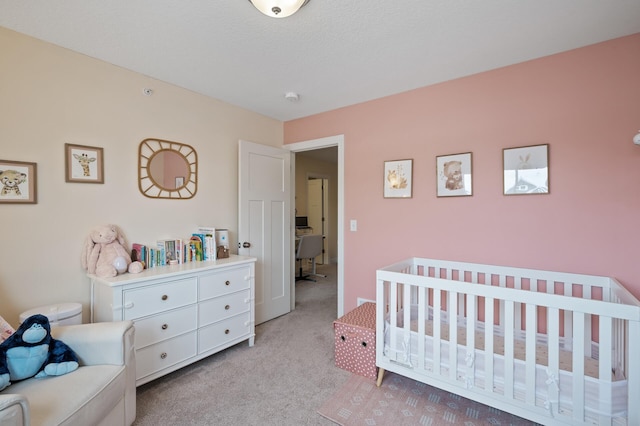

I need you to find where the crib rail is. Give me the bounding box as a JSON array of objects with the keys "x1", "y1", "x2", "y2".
[{"x1": 376, "y1": 258, "x2": 640, "y2": 426}]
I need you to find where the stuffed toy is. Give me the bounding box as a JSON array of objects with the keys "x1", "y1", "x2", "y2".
[
  {"x1": 0, "y1": 314, "x2": 79, "y2": 391},
  {"x1": 81, "y1": 224, "x2": 144, "y2": 278}
]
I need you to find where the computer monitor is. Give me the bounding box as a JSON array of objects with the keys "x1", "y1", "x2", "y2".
[{"x1": 295, "y1": 216, "x2": 308, "y2": 227}]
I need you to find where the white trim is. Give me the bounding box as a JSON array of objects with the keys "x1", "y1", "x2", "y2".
[{"x1": 286, "y1": 135, "x2": 345, "y2": 317}]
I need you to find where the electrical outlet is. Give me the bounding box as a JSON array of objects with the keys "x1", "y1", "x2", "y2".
[{"x1": 350, "y1": 219, "x2": 357, "y2": 231}]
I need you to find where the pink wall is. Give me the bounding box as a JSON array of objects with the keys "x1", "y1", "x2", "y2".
[{"x1": 285, "y1": 34, "x2": 640, "y2": 313}]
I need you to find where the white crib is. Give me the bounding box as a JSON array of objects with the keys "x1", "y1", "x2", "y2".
[{"x1": 375, "y1": 257, "x2": 640, "y2": 425}]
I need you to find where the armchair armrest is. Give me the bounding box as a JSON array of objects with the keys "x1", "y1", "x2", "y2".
[
  {"x1": 51, "y1": 321, "x2": 134, "y2": 366},
  {"x1": 0, "y1": 394, "x2": 29, "y2": 426}
]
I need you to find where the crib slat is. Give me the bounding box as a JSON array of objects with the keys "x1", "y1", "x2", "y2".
[
  {"x1": 505, "y1": 300, "x2": 514, "y2": 399},
  {"x1": 583, "y1": 285, "x2": 592, "y2": 358},
  {"x1": 403, "y1": 282, "x2": 412, "y2": 366},
  {"x1": 449, "y1": 290, "x2": 458, "y2": 381},
  {"x1": 485, "y1": 296, "x2": 494, "y2": 394},
  {"x1": 514, "y1": 276, "x2": 523, "y2": 333},
  {"x1": 628, "y1": 320, "x2": 640, "y2": 425},
  {"x1": 525, "y1": 303, "x2": 536, "y2": 405},
  {"x1": 433, "y1": 288, "x2": 442, "y2": 375},
  {"x1": 598, "y1": 315, "x2": 613, "y2": 426},
  {"x1": 466, "y1": 293, "x2": 476, "y2": 389},
  {"x1": 564, "y1": 282, "x2": 573, "y2": 349},
  {"x1": 572, "y1": 311, "x2": 586, "y2": 422},
  {"x1": 548, "y1": 307, "x2": 560, "y2": 418},
  {"x1": 417, "y1": 286, "x2": 426, "y2": 372},
  {"x1": 390, "y1": 281, "x2": 398, "y2": 354}
]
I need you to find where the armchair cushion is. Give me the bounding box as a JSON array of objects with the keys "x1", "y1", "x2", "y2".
[{"x1": 0, "y1": 321, "x2": 135, "y2": 426}]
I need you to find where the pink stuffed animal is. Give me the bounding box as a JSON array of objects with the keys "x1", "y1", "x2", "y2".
[{"x1": 81, "y1": 224, "x2": 143, "y2": 278}]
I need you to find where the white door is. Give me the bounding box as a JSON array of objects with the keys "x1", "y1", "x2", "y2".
[{"x1": 238, "y1": 140, "x2": 291, "y2": 325}]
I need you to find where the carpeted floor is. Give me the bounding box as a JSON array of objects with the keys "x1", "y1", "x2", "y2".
[
  {"x1": 318, "y1": 371, "x2": 537, "y2": 426},
  {"x1": 134, "y1": 263, "x2": 350, "y2": 425}
]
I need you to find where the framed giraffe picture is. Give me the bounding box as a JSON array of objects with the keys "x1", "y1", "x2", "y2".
[
  {"x1": 0, "y1": 159, "x2": 37, "y2": 204},
  {"x1": 65, "y1": 143, "x2": 104, "y2": 183}
]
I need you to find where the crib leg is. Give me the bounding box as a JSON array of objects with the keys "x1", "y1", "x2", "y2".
[{"x1": 376, "y1": 368, "x2": 385, "y2": 387}]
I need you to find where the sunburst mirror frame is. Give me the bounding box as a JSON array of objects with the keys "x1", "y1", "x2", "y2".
[{"x1": 138, "y1": 138, "x2": 198, "y2": 199}]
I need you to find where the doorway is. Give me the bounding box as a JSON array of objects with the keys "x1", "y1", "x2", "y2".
[{"x1": 287, "y1": 135, "x2": 344, "y2": 317}]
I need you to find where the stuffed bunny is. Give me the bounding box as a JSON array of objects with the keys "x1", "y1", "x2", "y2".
[{"x1": 81, "y1": 224, "x2": 143, "y2": 278}]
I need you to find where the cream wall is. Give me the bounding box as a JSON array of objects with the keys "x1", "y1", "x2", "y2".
[
  {"x1": 285, "y1": 34, "x2": 640, "y2": 313},
  {"x1": 0, "y1": 28, "x2": 283, "y2": 325}
]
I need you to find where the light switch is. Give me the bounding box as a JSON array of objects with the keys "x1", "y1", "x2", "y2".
[{"x1": 350, "y1": 219, "x2": 357, "y2": 232}]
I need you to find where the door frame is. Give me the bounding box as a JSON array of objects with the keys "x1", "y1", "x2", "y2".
[{"x1": 286, "y1": 134, "x2": 345, "y2": 317}]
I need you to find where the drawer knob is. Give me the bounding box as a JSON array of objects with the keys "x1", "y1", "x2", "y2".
[
  {"x1": 225, "y1": 329, "x2": 230, "y2": 335},
  {"x1": 225, "y1": 304, "x2": 230, "y2": 310},
  {"x1": 162, "y1": 324, "x2": 168, "y2": 330},
  {"x1": 162, "y1": 294, "x2": 168, "y2": 301},
  {"x1": 225, "y1": 280, "x2": 230, "y2": 286},
  {"x1": 160, "y1": 352, "x2": 167, "y2": 359}
]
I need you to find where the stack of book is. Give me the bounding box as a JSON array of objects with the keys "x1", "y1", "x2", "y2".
[{"x1": 131, "y1": 226, "x2": 219, "y2": 269}]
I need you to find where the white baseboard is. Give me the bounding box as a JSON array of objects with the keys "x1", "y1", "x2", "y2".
[{"x1": 357, "y1": 297, "x2": 375, "y2": 306}]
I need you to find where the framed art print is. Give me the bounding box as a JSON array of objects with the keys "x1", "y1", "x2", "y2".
[
  {"x1": 503, "y1": 144, "x2": 549, "y2": 195},
  {"x1": 0, "y1": 159, "x2": 37, "y2": 204},
  {"x1": 383, "y1": 159, "x2": 412, "y2": 198},
  {"x1": 65, "y1": 143, "x2": 104, "y2": 183},
  {"x1": 436, "y1": 152, "x2": 472, "y2": 197}
]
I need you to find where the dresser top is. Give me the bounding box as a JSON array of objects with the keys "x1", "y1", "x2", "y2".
[{"x1": 89, "y1": 254, "x2": 256, "y2": 286}]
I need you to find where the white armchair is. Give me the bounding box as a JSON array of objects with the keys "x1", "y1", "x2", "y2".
[{"x1": 0, "y1": 321, "x2": 136, "y2": 426}]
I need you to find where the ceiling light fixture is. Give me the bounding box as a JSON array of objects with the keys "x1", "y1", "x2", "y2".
[{"x1": 248, "y1": 0, "x2": 310, "y2": 18}]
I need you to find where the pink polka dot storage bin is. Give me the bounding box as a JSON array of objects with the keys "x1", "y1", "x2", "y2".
[{"x1": 333, "y1": 302, "x2": 377, "y2": 379}]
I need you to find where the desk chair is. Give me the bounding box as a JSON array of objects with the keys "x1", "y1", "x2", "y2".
[{"x1": 295, "y1": 234, "x2": 324, "y2": 282}]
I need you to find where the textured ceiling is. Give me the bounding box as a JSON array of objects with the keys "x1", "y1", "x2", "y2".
[{"x1": 1, "y1": 0, "x2": 639, "y2": 121}]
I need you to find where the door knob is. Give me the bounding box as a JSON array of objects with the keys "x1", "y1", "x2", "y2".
[{"x1": 242, "y1": 242, "x2": 251, "y2": 248}]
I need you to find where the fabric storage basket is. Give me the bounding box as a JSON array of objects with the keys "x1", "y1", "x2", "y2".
[{"x1": 333, "y1": 302, "x2": 377, "y2": 379}]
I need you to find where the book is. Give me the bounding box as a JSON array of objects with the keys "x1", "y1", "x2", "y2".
[
  {"x1": 131, "y1": 243, "x2": 147, "y2": 269},
  {"x1": 189, "y1": 236, "x2": 203, "y2": 261},
  {"x1": 196, "y1": 226, "x2": 216, "y2": 260}
]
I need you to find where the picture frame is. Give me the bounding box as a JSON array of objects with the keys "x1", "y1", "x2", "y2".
[
  {"x1": 65, "y1": 143, "x2": 104, "y2": 183},
  {"x1": 436, "y1": 152, "x2": 473, "y2": 197},
  {"x1": 383, "y1": 159, "x2": 413, "y2": 198},
  {"x1": 0, "y1": 159, "x2": 37, "y2": 204},
  {"x1": 503, "y1": 144, "x2": 549, "y2": 195}
]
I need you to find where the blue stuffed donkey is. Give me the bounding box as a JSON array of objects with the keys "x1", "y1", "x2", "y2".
[{"x1": 0, "y1": 314, "x2": 78, "y2": 391}]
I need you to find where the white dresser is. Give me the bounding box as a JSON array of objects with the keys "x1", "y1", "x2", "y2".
[{"x1": 90, "y1": 255, "x2": 256, "y2": 386}]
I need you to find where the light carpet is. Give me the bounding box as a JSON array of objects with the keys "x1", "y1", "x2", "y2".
[{"x1": 318, "y1": 371, "x2": 537, "y2": 426}]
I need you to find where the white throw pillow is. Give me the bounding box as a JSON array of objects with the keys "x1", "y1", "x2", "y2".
[{"x1": 0, "y1": 315, "x2": 15, "y2": 343}]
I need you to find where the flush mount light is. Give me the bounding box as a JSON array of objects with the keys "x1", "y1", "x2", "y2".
[{"x1": 249, "y1": 0, "x2": 310, "y2": 18}]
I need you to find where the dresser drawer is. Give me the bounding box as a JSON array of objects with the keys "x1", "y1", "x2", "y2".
[
  {"x1": 198, "y1": 312, "x2": 251, "y2": 354},
  {"x1": 198, "y1": 290, "x2": 250, "y2": 327},
  {"x1": 123, "y1": 278, "x2": 197, "y2": 320},
  {"x1": 136, "y1": 331, "x2": 197, "y2": 380},
  {"x1": 199, "y1": 266, "x2": 251, "y2": 300},
  {"x1": 134, "y1": 305, "x2": 198, "y2": 349}
]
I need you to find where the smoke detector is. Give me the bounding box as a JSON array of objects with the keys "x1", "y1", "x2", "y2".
[{"x1": 284, "y1": 92, "x2": 300, "y2": 102}]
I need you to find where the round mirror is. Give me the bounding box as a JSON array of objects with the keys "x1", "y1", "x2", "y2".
[
  {"x1": 138, "y1": 138, "x2": 197, "y2": 199},
  {"x1": 149, "y1": 150, "x2": 190, "y2": 190}
]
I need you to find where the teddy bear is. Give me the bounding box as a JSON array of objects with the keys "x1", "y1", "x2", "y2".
[
  {"x1": 81, "y1": 224, "x2": 144, "y2": 278},
  {"x1": 0, "y1": 314, "x2": 79, "y2": 391},
  {"x1": 443, "y1": 160, "x2": 463, "y2": 190}
]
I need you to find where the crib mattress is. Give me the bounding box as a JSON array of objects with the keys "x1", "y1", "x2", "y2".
[{"x1": 410, "y1": 319, "x2": 601, "y2": 379}]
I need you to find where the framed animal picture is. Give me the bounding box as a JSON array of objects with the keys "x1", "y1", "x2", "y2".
[
  {"x1": 503, "y1": 144, "x2": 549, "y2": 195},
  {"x1": 436, "y1": 152, "x2": 473, "y2": 197},
  {"x1": 65, "y1": 143, "x2": 104, "y2": 183},
  {"x1": 0, "y1": 159, "x2": 37, "y2": 204},
  {"x1": 383, "y1": 159, "x2": 412, "y2": 198}
]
